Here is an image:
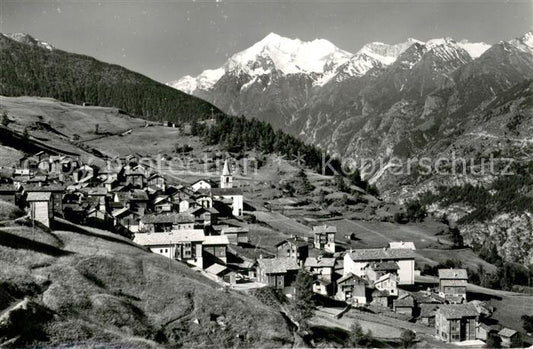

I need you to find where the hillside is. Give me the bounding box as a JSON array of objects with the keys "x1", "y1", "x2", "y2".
[
  {"x1": 0, "y1": 206, "x2": 293, "y2": 347},
  {"x1": 0, "y1": 33, "x2": 220, "y2": 123}
]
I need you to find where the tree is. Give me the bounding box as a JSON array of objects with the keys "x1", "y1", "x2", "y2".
[
  {"x1": 290, "y1": 270, "x2": 314, "y2": 330},
  {"x1": 1, "y1": 112, "x2": 8, "y2": 126},
  {"x1": 485, "y1": 333, "x2": 502, "y2": 348},
  {"x1": 522, "y1": 315, "x2": 533, "y2": 334},
  {"x1": 348, "y1": 321, "x2": 373, "y2": 348},
  {"x1": 22, "y1": 127, "x2": 29, "y2": 138},
  {"x1": 400, "y1": 329, "x2": 416, "y2": 348},
  {"x1": 449, "y1": 227, "x2": 464, "y2": 248},
  {"x1": 404, "y1": 200, "x2": 427, "y2": 222}
]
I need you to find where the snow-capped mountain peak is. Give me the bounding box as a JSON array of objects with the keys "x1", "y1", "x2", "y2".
[
  {"x1": 2, "y1": 33, "x2": 54, "y2": 51},
  {"x1": 169, "y1": 68, "x2": 225, "y2": 95},
  {"x1": 226, "y1": 32, "x2": 353, "y2": 76},
  {"x1": 509, "y1": 31, "x2": 533, "y2": 55}
]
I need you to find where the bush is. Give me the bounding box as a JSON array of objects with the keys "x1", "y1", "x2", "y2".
[{"x1": 400, "y1": 329, "x2": 416, "y2": 348}]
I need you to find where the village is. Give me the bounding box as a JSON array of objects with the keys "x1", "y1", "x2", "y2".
[{"x1": 0, "y1": 145, "x2": 527, "y2": 349}]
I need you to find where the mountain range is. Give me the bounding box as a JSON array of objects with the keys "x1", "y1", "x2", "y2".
[{"x1": 170, "y1": 32, "x2": 533, "y2": 180}]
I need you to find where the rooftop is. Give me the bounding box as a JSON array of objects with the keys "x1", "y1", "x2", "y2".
[
  {"x1": 312, "y1": 225, "x2": 337, "y2": 234},
  {"x1": 388, "y1": 241, "x2": 416, "y2": 250},
  {"x1": 141, "y1": 213, "x2": 195, "y2": 224},
  {"x1": 257, "y1": 257, "x2": 300, "y2": 274},
  {"x1": 26, "y1": 191, "x2": 52, "y2": 201},
  {"x1": 498, "y1": 328, "x2": 518, "y2": 338},
  {"x1": 438, "y1": 268, "x2": 468, "y2": 280},
  {"x1": 369, "y1": 261, "x2": 399, "y2": 271},
  {"x1": 203, "y1": 235, "x2": 230, "y2": 246},
  {"x1": 437, "y1": 304, "x2": 479, "y2": 319},
  {"x1": 133, "y1": 230, "x2": 206, "y2": 246},
  {"x1": 346, "y1": 248, "x2": 415, "y2": 262},
  {"x1": 304, "y1": 257, "x2": 336, "y2": 268},
  {"x1": 337, "y1": 272, "x2": 365, "y2": 284}
]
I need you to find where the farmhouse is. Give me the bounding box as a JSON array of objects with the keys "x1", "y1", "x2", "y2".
[
  {"x1": 344, "y1": 248, "x2": 415, "y2": 285},
  {"x1": 275, "y1": 236, "x2": 309, "y2": 265},
  {"x1": 393, "y1": 294, "x2": 415, "y2": 316},
  {"x1": 498, "y1": 328, "x2": 521, "y2": 348},
  {"x1": 304, "y1": 257, "x2": 336, "y2": 282},
  {"x1": 26, "y1": 191, "x2": 53, "y2": 227},
  {"x1": 133, "y1": 229, "x2": 205, "y2": 269},
  {"x1": 335, "y1": 273, "x2": 366, "y2": 305},
  {"x1": 438, "y1": 268, "x2": 468, "y2": 303},
  {"x1": 435, "y1": 303, "x2": 478, "y2": 343},
  {"x1": 202, "y1": 235, "x2": 229, "y2": 264},
  {"x1": 312, "y1": 225, "x2": 336, "y2": 253},
  {"x1": 210, "y1": 188, "x2": 243, "y2": 217},
  {"x1": 220, "y1": 226, "x2": 249, "y2": 245},
  {"x1": 373, "y1": 272, "x2": 398, "y2": 296},
  {"x1": 256, "y1": 257, "x2": 300, "y2": 289}
]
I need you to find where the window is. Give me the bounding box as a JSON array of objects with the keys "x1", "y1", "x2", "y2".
[
  {"x1": 165, "y1": 249, "x2": 168, "y2": 253},
  {"x1": 160, "y1": 249, "x2": 163, "y2": 253}
]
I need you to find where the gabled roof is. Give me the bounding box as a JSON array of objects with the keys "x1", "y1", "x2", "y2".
[
  {"x1": 112, "y1": 207, "x2": 138, "y2": 218},
  {"x1": 275, "y1": 237, "x2": 308, "y2": 248},
  {"x1": 437, "y1": 304, "x2": 478, "y2": 319},
  {"x1": 346, "y1": 248, "x2": 415, "y2": 262},
  {"x1": 419, "y1": 303, "x2": 438, "y2": 317},
  {"x1": 337, "y1": 272, "x2": 365, "y2": 284},
  {"x1": 314, "y1": 277, "x2": 331, "y2": 286},
  {"x1": 375, "y1": 272, "x2": 396, "y2": 284},
  {"x1": 388, "y1": 241, "x2": 416, "y2": 250},
  {"x1": 312, "y1": 225, "x2": 337, "y2": 234},
  {"x1": 304, "y1": 257, "x2": 336, "y2": 268},
  {"x1": 203, "y1": 235, "x2": 230, "y2": 246},
  {"x1": 221, "y1": 226, "x2": 249, "y2": 234},
  {"x1": 498, "y1": 328, "x2": 517, "y2": 338},
  {"x1": 394, "y1": 295, "x2": 415, "y2": 308},
  {"x1": 26, "y1": 191, "x2": 52, "y2": 201},
  {"x1": 370, "y1": 261, "x2": 399, "y2": 271},
  {"x1": 129, "y1": 190, "x2": 149, "y2": 201},
  {"x1": 257, "y1": 257, "x2": 300, "y2": 274},
  {"x1": 205, "y1": 263, "x2": 228, "y2": 276},
  {"x1": 438, "y1": 269, "x2": 468, "y2": 280},
  {"x1": 133, "y1": 230, "x2": 205, "y2": 246},
  {"x1": 141, "y1": 213, "x2": 194, "y2": 224}
]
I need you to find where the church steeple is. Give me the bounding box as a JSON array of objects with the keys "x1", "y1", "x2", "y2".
[{"x1": 220, "y1": 159, "x2": 233, "y2": 188}]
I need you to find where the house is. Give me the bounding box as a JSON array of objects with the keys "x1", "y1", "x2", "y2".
[
  {"x1": 373, "y1": 273, "x2": 398, "y2": 297},
  {"x1": 133, "y1": 229, "x2": 205, "y2": 269},
  {"x1": 152, "y1": 196, "x2": 173, "y2": 213},
  {"x1": 139, "y1": 213, "x2": 195, "y2": 233},
  {"x1": 255, "y1": 257, "x2": 300, "y2": 289},
  {"x1": 124, "y1": 170, "x2": 145, "y2": 188},
  {"x1": 365, "y1": 261, "x2": 399, "y2": 283},
  {"x1": 210, "y1": 188, "x2": 243, "y2": 217},
  {"x1": 179, "y1": 198, "x2": 196, "y2": 213},
  {"x1": 435, "y1": 304, "x2": 478, "y2": 343},
  {"x1": 202, "y1": 235, "x2": 230, "y2": 264},
  {"x1": 371, "y1": 289, "x2": 390, "y2": 308},
  {"x1": 26, "y1": 191, "x2": 53, "y2": 228},
  {"x1": 0, "y1": 184, "x2": 16, "y2": 205},
  {"x1": 418, "y1": 303, "x2": 439, "y2": 327},
  {"x1": 335, "y1": 273, "x2": 366, "y2": 305},
  {"x1": 476, "y1": 321, "x2": 498, "y2": 341},
  {"x1": 128, "y1": 189, "x2": 149, "y2": 215},
  {"x1": 438, "y1": 269, "x2": 468, "y2": 303},
  {"x1": 344, "y1": 248, "x2": 415, "y2": 285},
  {"x1": 220, "y1": 226, "x2": 249, "y2": 245},
  {"x1": 195, "y1": 193, "x2": 213, "y2": 209},
  {"x1": 112, "y1": 207, "x2": 140, "y2": 233},
  {"x1": 312, "y1": 277, "x2": 332, "y2": 297},
  {"x1": 304, "y1": 257, "x2": 336, "y2": 282},
  {"x1": 388, "y1": 241, "x2": 416, "y2": 250},
  {"x1": 74, "y1": 164, "x2": 94, "y2": 183},
  {"x1": 190, "y1": 179, "x2": 214, "y2": 192},
  {"x1": 393, "y1": 294, "x2": 416, "y2": 316},
  {"x1": 147, "y1": 173, "x2": 166, "y2": 191},
  {"x1": 205, "y1": 263, "x2": 236, "y2": 284},
  {"x1": 275, "y1": 237, "x2": 309, "y2": 265},
  {"x1": 312, "y1": 225, "x2": 336, "y2": 253},
  {"x1": 498, "y1": 328, "x2": 520, "y2": 348}
]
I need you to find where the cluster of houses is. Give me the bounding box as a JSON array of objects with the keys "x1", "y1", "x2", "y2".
[{"x1": 0, "y1": 150, "x2": 523, "y2": 347}]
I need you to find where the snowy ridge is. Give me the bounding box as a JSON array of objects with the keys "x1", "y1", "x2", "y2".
[
  {"x1": 3, "y1": 33, "x2": 54, "y2": 51},
  {"x1": 169, "y1": 68, "x2": 224, "y2": 94},
  {"x1": 509, "y1": 31, "x2": 533, "y2": 55},
  {"x1": 169, "y1": 32, "x2": 495, "y2": 94}
]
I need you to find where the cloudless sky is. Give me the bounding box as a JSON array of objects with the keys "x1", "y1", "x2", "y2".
[{"x1": 1, "y1": 0, "x2": 532, "y2": 83}]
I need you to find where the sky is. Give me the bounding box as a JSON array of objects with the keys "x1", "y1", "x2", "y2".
[{"x1": 1, "y1": 0, "x2": 532, "y2": 83}]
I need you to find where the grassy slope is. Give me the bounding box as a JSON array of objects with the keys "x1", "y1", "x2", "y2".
[
  {"x1": 0, "y1": 34, "x2": 219, "y2": 123},
  {"x1": 0, "y1": 208, "x2": 293, "y2": 348}
]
